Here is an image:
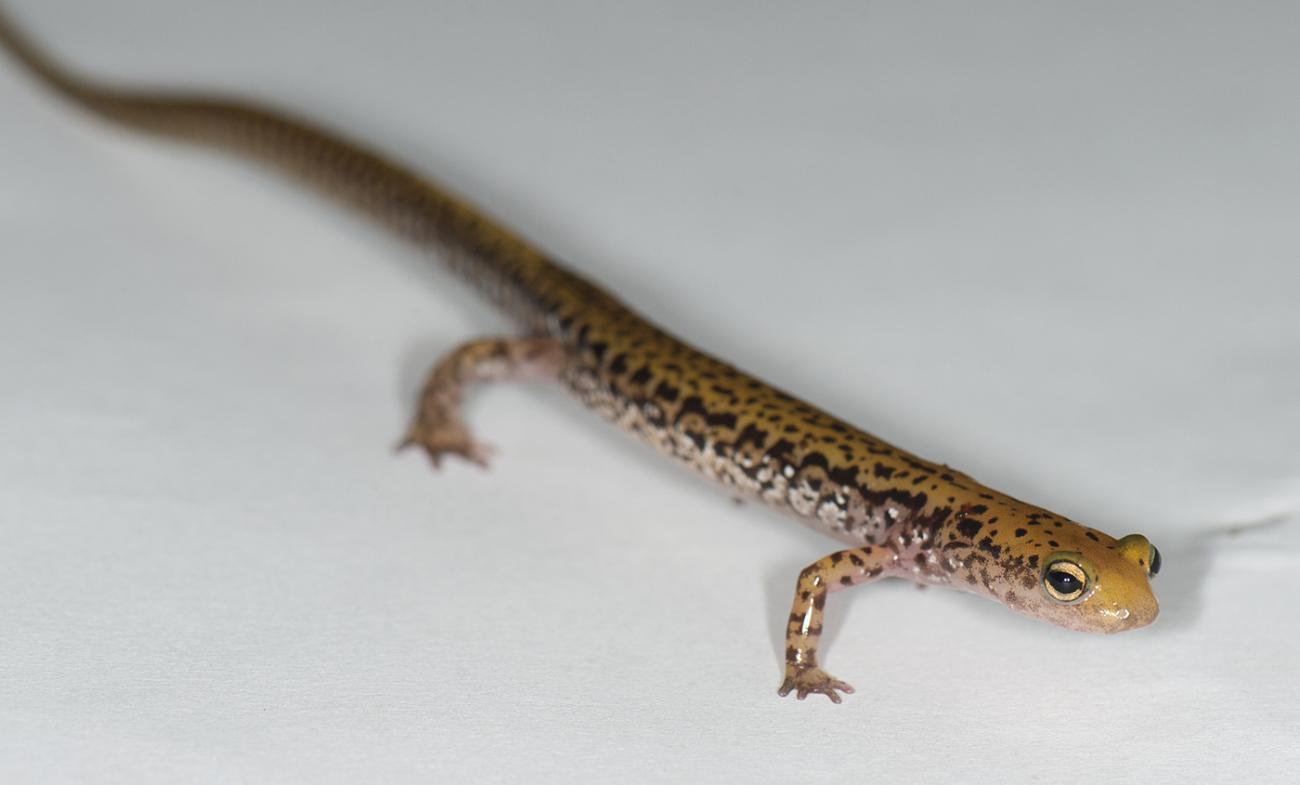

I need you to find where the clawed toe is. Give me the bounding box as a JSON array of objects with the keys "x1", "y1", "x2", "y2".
[
  {"x1": 396, "y1": 425, "x2": 493, "y2": 470},
  {"x1": 778, "y1": 666, "x2": 854, "y2": 704}
]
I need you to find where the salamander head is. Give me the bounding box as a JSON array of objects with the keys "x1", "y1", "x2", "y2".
[{"x1": 1023, "y1": 531, "x2": 1161, "y2": 633}]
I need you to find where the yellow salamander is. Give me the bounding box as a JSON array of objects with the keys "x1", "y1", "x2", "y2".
[{"x1": 0, "y1": 8, "x2": 1161, "y2": 703}]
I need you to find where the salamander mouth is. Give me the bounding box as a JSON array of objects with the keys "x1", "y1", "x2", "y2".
[{"x1": 1103, "y1": 600, "x2": 1159, "y2": 633}]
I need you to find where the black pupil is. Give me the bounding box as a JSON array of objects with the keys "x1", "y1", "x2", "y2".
[
  {"x1": 1149, "y1": 546, "x2": 1162, "y2": 576},
  {"x1": 1047, "y1": 570, "x2": 1080, "y2": 594}
]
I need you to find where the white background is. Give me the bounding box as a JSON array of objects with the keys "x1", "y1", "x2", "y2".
[{"x1": 2, "y1": 1, "x2": 1297, "y2": 782}]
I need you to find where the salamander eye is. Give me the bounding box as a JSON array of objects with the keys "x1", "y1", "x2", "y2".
[
  {"x1": 1148, "y1": 545, "x2": 1161, "y2": 576},
  {"x1": 1043, "y1": 560, "x2": 1088, "y2": 603}
]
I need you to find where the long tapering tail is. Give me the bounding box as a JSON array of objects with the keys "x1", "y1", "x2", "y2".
[{"x1": 0, "y1": 5, "x2": 591, "y2": 322}]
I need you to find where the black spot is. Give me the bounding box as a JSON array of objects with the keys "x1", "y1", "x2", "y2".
[
  {"x1": 766, "y1": 439, "x2": 796, "y2": 462},
  {"x1": 706, "y1": 410, "x2": 738, "y2": 429},
  {"x1": 1014, "y1": 528, "x2": 1028, "y2": 537},
  {"x1": 900, "y1": 456, "x2": 931, "y2": 472},
  {"x1": 957, "y1": 519, "x2": 984, "y2": 539},
  {"x1": 629, "y1": 366, "x2": 653, "y2": 385},
  {"x1": 1085, "y1": 531, "x2": 1100, "y2": 542},
  {"x1": 674, "y1": 395, "x2": 707, "y2": 420},
  {"x1": 734, "y1": 423, "x2": 769, "y2": 450},
  {"x1": 652, "y1": 380, "x2": 680, "y2": 403},
  {"x1": 827, "y1": 465, "x2": 859, "y2": 487},
  {"x1": 800, "y1": 452, "x2": 831, "y2": 470},
  {"x1": 840, "y1": 576, "x2": 853, "y2": 587},
  {"x1": 977, "y1": 537, "x2": 1002, "y2": 558}
]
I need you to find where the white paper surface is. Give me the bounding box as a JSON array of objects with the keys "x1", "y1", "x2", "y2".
[{"x1": 2, "y1": 1, "x2": 1297, "y2": 782}]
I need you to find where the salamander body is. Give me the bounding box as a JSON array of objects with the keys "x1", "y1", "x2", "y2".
[{"x1": 0, "y1": 7, "x2": 1160, "y2": 702}]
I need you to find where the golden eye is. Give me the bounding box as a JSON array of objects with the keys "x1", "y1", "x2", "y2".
[
  {"x1": 1043, "y1": 560, "x2": 1088, "y2": 603},
  {"x1": 1148, "y1": 545, "x2": 1162, "y2": 576}
]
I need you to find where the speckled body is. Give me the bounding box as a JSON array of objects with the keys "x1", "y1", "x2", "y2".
[{"x1": 1, "y1": 7, "x2": 1161, "y2": 703}]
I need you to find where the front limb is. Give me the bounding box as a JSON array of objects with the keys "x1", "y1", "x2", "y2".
[{"x1": 778, "y1": 545, "x2": 893, "y2": 703}]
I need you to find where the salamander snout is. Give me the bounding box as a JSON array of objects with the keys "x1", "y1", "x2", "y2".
[
  {"x1": 1033, "y1": 531, "x2": 1161, "y2": 633},
  {"x1": 1101, "y1": 533, "x2": 1161, "y2": 632}
]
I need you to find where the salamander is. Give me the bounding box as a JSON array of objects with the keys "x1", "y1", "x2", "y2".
[{"x1": 0, "y1": 7, "x2": 1161, "y2": 703}]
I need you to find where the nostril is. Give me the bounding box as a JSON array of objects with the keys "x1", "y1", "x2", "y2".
[{"x1": 1149, "y1": 545, "x2": 1162, "y2": 576}]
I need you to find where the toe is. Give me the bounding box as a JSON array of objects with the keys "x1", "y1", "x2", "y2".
[{"x1": 464, "y1": 442, "x2": 495, "y2": 469}]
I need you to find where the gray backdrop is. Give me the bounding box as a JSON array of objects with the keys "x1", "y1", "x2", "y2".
[{"x1": 2, "y1": 1, "x2": 1297, "y2": 782}]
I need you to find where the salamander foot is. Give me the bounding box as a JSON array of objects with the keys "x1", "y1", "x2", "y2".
[
  {"x1": 777, "y1": 665, "x2": 854, "y2": 704},
  {"x1": 396, "y1": 423, "x2": 493, "y2": 469}
]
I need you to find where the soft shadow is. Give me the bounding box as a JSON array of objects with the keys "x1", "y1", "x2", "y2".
[
  {"x1": 1144, "y1": 531, "x2": 1212, "y2": 632},
  {"x1": 1149, "y1": 512, "x2": 1293, "y2": 632},
  {"x1": 1210, "y1": 512, "x2": 1293, "y2": 538},
  {"x1": 763, "y1": 559, "x2": 804, "y2": 666}
]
